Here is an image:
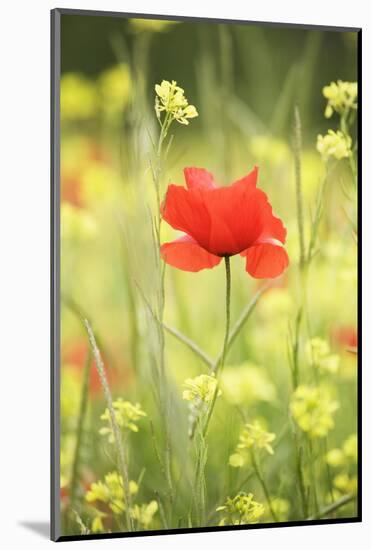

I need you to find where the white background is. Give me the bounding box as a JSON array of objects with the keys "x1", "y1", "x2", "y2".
[{"x1": 0, "y1": 0, "x2": 368, "y2": 548}]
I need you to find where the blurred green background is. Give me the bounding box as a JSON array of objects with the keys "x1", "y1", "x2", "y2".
[{"x1": 61, "y1": 14, "x2": 357, "y2": 137}]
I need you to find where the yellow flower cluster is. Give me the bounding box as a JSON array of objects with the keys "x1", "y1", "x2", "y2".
[
  {"x1": 155, "y1": 80, "x2": 198, "y2": 125},
  {"x1": 130, "y1": 501, "x2": 159, "y2": 528},
  {"x1": 316, "y1": 130, "x2": 352, "y2": 161},
  {"x1": 217, "y1": 493, "x2": 265, "y2": 525},
  {"x1": 290, "y1": 385, "x2": 339, "y2": 438},
  {"x1": 326, "y1": 434, "x2": 357, "y2": 496},
  {"x1": 182, "y1": 374, "x2": 220, "y2": 403},
  {"x1": 229, "y1": 419, "x2": 276, "y2": 468},
  {"x1": 100, "y1": 399, "x2": 147, "y2": 442},
  {"x1": 306, "y1": 337, "x2": 340, "y2": 374},
  {"x1": 85, "y1": 471, "x2": 138, "y2": 515},
  {"x1": 323, "y1": 80, "x2": 357, "y2": 119},
  {"x1": 85, "y1": 472, "x2": 158, "y2": 532}
]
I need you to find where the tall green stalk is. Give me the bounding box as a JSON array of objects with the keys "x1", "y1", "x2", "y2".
[
  {"x1": 291, "y1": 105, "x2": 310, "y2": 518},
  {"x1": 149, "y1": 105, "x2": 176, "y2": 515},
  {"x1": 293, "y1": 105, "x2": 306, "y2": 271},
  {"x1": 84, "y1": 319, "x2": 134, "y2": 532},
  {"x1": 67, "y1": 348, "x2": 92, "y2": 528}
]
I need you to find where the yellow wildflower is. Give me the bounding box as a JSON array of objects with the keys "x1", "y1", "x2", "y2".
[
  {"x1": 91, "y1": 511, "x2": 107, "y2": 533},
  {"x1": 182, "y1": 374, "x2": 220, "y2": 403},
  {"x1": 322, "y1": 80, "x2": 357, "y2": 118},
  {"x1": 290, "y1": 385, "x2": 339, "y2": 438},
  {"x1": 238, "y1": 420, "x2": 276, "y2": 455},
  {"x1": 317, "y1": 130, "x2": 352, "y2": 161},
  {"x1": 131, "y1": 501, "x2": 158, "y2": 528},
  {"x1": 85, "y1": 471, "x2": 138, "y2": 515},
  {"x1": 229, "y1": 419, "x2": 276, "y2": 467},
  {"x1": 100, "y1": 399, "x2": 146, "y2": 442},
  {"x1": 306, "y1": 337, "x2": 340, "y2": 374},
  {"x1": 155, "y1": 80, "x2": 198, "y2": 125},
  {"x1": 217, "y1": 493, "x2": 265, "y2": 525}
]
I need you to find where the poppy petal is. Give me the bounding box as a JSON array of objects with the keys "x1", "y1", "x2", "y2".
[
  {"x1": 242, "y1": 239, "x2": 289, "y2": 279},
  {"x1": 232, "y1": 166, "x2": 286, "y2": 244},
  {"x1": 204, "y1": 182, "x2": 268, "y2": 255},
  {"x1": 232, "y1": 165, "x2": 258, "y2": 188},
  {"x1": 161, "y1": 184, "x2": 211, "y2": 248},
  {"x1": 161, "y1": 234, "x2": 221, "y2": 272},
  {"x1": 184, "y1": 167, "x2": 216, "y2": 190}
]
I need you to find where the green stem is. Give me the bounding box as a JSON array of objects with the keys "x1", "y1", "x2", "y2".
[
  {"x1": 307, "y1": 493, "x2": 355, "y2": 520},
  {"x1": 203, "y1": 256, "x2": 231, "y2": 437},
  {"x1": 221, "y1": 256, "x2": 231, "y2": 370},
  {"x1": 151, "y1": 113, "x2": 175, "y2": 516},
  {"x1": 68, "y1": 348, "x2": 92, "y2": 527},
  {"x1": 84, "y1": 319, "x2": 134, "y2": 532},
  {"x1": 294, "y1": 432, "x2": 308, "y2": 518},
  {"x1": 164, "y1": 323, "x2": 214, "y2": 368},
  {"x1": 293, "y1": 105, "x2": 306, "y2": 270},
  {"x1": 324, "y1": 438, "x2": 335, "y2": 504},
  {"x1": 308, "y1": 438, "x2": 319, "y2": 516},
  {"x1": 251, "y1": 450, "x2": 278, "y2": 522}
]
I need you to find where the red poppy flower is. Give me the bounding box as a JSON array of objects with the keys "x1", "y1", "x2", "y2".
[{"x1": 160, "y1": 166, "x2": 289, "y2": 278}]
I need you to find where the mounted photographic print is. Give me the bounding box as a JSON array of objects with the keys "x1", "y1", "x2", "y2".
[{"x1": 51, "y1": 8, "x2": 361, "y2": 541}]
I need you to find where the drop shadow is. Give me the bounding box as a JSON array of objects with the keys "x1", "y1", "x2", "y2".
[{"x1": 19, "y1": 521, "x2": 49, "y2": 539}]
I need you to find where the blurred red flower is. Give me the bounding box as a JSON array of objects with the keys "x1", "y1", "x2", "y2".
[
  {"x1": 161, "y1": 166, "x2": 289, "y2": 278},
  {"x1": 332, "y1": 326, "x2": 358, "y2": 353}
]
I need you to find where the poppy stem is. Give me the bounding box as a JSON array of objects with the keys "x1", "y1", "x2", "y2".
[
  {"x1": 220, "y1": 256, "x2": 232, "y2": 371},
  {"x1": 203, "y1": 256, "x2": 231, "y2": 438}
]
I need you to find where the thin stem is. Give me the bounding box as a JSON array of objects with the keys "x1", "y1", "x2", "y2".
[
  {"x1": 221, "y1": 282, "x2": 270, "y2": 362},
  {"x1": 307, "y1": 437, "x2": 319, "y2": 516},
  {"x1": 149, "y1": 112, "x2": 175, "y2": 517},
  {"x1": 163, "y1": 323, "x2": 214, "y2": 368},
  {"x1": 251, "y1": 450, "x2": 279, "y2": 522},
  {"x1": 68, "y1": 348, "x2": 92, "y2": 527},
  {"x1": 293, "y1": 106, "x2": 306, "y2": 270},
  {"x1": 220, "y1": 255, "x2": 231, "y2": 372},
  {"x1": 294, "y1": 432, "x2": 309, "y2": 518},
  {"x1": 324, "y1": 438, "x2": 335, "y2": 505},
  {"x1": 84, "y1": 319, "x2": 134, "y2": 532},
  {"x1": 307, "y1": 493, "x2": 355, "y2": 520},
  {"x1": 203, "y1": 256, "x2": 231, "y2": 437}
]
